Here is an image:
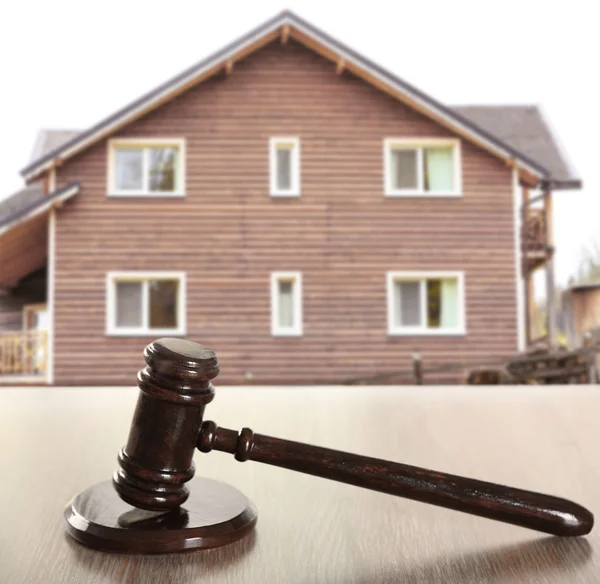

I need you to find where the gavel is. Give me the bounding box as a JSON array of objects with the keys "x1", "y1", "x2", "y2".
[{"x1": 65, "y1": 338, "x2": 594, "y2": 554}]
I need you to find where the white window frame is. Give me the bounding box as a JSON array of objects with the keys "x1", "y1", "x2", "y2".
[
  {"x1": 107, "y1": 138, "x2": 186, "y2": 197},
  {"x1": 269, "y1": 137, "x2": 301, "y2": 197},
  {"x1": 106, "y1": 271, "x2": 187, "y2": 336},
  {"x1": 386, "y1": 271, "x2": 466, "y2": 336},
  {"x1": 271, "y1": 271, "x2": 303, "y2": 336},
  {"x1": 383, "y1": 138, "x2": 462, "y2": 198}
]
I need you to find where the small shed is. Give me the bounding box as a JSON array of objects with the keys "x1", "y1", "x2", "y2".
[{"x1": 560, "y1": 282, "x2": 600, "y2": 348}]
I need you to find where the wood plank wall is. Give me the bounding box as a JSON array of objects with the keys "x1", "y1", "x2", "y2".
[{"x1": 54, "y1": 40, "x2": 517, "y2": 385}]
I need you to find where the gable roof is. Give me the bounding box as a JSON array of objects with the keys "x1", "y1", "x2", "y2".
[
  {"x1": 452, "y1": 105, "x2": 580, "y2": 188},
  {"x1": 20, "y1": 10, "x2": 554, "y2": 184}
]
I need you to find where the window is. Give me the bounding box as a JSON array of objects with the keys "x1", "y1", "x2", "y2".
[
  {"x1": 271, "y1": 272, "x2": 302, "y2": 336},
  {"x1": 270, "y1": 137, "x2": 300, "y2": 196},
  {"x1": 387, "y1": 271, "x2": 465, "y2": 335},
  {"x1": 106, "y1": 271, "x2": 186, "y2": 336},
  {"x1": 108, "y1": 139, "x2": 185, "y2": 196},
  {"x1": 384, "y1": 139, "x2": 461, "y2": 197}
]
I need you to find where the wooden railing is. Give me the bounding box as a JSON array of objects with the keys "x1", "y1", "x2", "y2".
[
  {"x1": 0, "y1": 330, "x2": 47, "y2": 377},
  {"x1": 522, "y1": 207, "x2": 548, "y2": 253}
]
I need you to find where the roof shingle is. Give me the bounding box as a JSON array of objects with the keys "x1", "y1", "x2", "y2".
[
  {"x1": 0, "y1": 183, "x2": 44, "y2": 220},
  {"x1": 452, "y1": 105, "x2": 577, "y2": 184}
]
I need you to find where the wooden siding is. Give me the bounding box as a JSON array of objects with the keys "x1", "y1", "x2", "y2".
[{"x1": 54, "y1": 39, "x2": 517, "y2": 385}]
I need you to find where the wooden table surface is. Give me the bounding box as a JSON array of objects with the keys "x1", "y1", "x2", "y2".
[{"x1": 1, "y1": 384, "x2": 598, "y2": 583}]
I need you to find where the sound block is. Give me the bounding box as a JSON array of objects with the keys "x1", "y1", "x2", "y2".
[{"x1": 64, "y1": 477, "x2": 257, "y2": 554}]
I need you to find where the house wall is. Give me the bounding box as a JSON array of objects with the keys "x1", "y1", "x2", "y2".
[{"x1": 53, "y1": 39, "x2": 518, "y2": 385}]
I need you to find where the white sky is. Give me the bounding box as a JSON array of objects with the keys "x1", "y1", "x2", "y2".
[{"x1": 0, "y1": 0, "x2": 597, "y2": 289}]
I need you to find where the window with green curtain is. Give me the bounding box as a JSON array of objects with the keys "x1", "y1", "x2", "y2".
[
  {"x1": 440, "y1": 278, "x2": 459, "y2": 329},
  {"x1": 424, "y1": 146, "x2": 454, "y2": 192},
  {"x1": 426, "y1": 279, "x2": 442, "y2": 327},
  {"x1": 393, "y1": 276, "x2": 460, "y2": 330}
]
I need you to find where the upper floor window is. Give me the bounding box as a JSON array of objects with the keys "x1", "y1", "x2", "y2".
[
  {"x1": 108, "y1": 138, "x2": 186, "y2": 197},
  {"x1": 106, "y1": 271, "x2": 186, "y2": 336},
  {"x1": 387, "y1": 271, "x2": 465, "y2": 335},
  {"x1": 270, "y1": 137, "x2": 300, "y2": 197},
  {"x1": 271, "y1": 272, "x2": 303, "y2": 336},
  {"x1": 384, "y1": 139, "x2": 461, "y2": 197}
]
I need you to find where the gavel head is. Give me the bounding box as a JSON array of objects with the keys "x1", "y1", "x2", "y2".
[{"x1": 112, "y1": 338, "x2": 219, "y2": 511}]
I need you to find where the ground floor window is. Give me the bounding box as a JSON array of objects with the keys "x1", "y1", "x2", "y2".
[
  {"x1": 271, "y1": 272, "x2": 302, "y2": 336},
  {"x1": 106, "y1": 271, "x2": 186, "y2": 336},
  {"x1": 387, "y1": 271, "x2": 465, "y2": 335}
]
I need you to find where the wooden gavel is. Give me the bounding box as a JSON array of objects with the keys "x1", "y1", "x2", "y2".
[{"x1": 66, "y1": 338, "x2": 594, "y2": 554}]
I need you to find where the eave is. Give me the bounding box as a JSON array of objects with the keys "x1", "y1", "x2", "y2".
[
  {"x1": 540, "y1": 178, "x2": 583, "y2": 191},
  {"x1": 0, "y1": 182, "x2": 80, "y2": 237}
]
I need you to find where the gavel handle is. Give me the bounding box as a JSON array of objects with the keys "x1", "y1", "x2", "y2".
[{"x1": 197, "y1": 421, "x2": 593, "y2": 537}]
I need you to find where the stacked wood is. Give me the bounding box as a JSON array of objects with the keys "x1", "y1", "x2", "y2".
[
  {"x1": 466, "y1": 345, "x2": 597, "y2": 385},
  {"x1": 506, "y1": 347, "x2": 591, "y2": 385}
]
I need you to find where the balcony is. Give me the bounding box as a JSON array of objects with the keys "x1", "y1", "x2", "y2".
[
  {"x1": 523, "y1": 208, "x2": 547, "y2": 251},
  {"x1": 522, "y1": 206, "x2": 550, "y2": 272},
  {"x1": 0, "y1": 329, "x2": 48, "y2": 382}
]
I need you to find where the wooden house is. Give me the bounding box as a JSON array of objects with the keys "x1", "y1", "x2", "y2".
[
  {"x1": 559, "y1": 283, "x2": 600, "y2": 348},
  {"x1": 0, "y1": 11, "x2": 581, "y2": 385}
]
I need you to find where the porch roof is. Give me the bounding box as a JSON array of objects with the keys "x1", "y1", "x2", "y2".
[{"x1": 0, "y1": 182, "x2": 79, "y2": 288}]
